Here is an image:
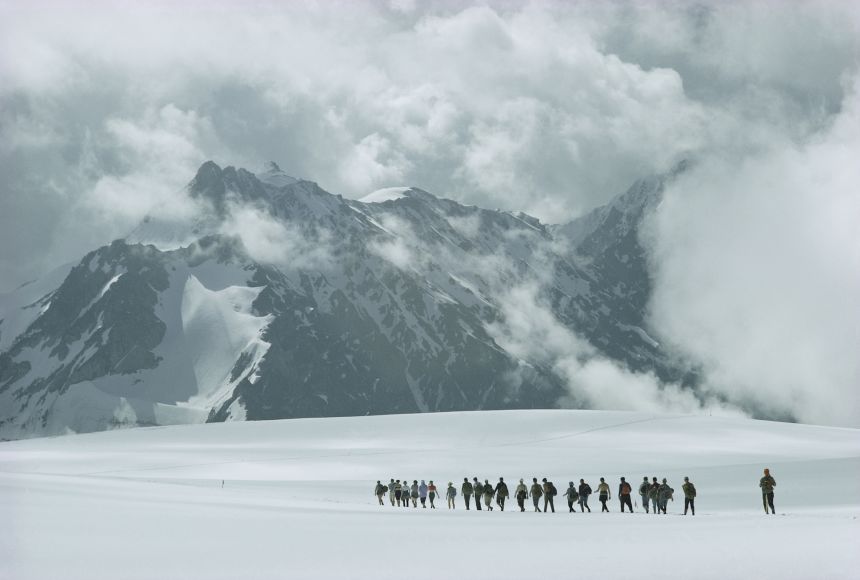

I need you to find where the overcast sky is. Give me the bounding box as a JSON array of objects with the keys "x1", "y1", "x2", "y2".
[{"x1": 1, "y1": 1, "x2": 859, "y2": 424}]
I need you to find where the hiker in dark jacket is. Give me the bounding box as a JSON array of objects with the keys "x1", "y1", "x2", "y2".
[
  {"x1": 760, "y1": 468, "x2": 777, "y2": 514},
  {"x1": 402, "y1": 478, "x2": 411, "y2": 508},
  {"x1": 648, "y1": 477, "x2": 660, "y2": 514},
  {"x1": 515, "y1": 479, "x2": 528, "y2": 512},
  {"x1": 618, "y1": 477, "x2": 633, "y2": 513},
  {"x1": 542, "y1": 478, "x2": 556, "y2": 513},
  {"x1": 374, "y1": 481, "x2": 386, "y2": 505},
  {"x1": 394, "y1": 479, "x2": 403, "y2": 506},
  {"x1": 563, "y1": 482, "x2": 579, "y2": 513},
  {"x1": 597, "y1": 477, "x2": 611, "y2": 512},
  {"x1": 578, "y1": 479, "x2": 592, "y2": 512},
  {"x1": 462, "y1": 477, "x2": 474, "y2": 510},
  {"x1": 639, "y1": 476, "x2": 650, "y2": 513},
  {"x1": 681, "y1": 476, "x2": 696, "y2": 515},
  {"x1": 473, "y1": 478, "x2": 484, "y2": 511},
  {"x1": 530, "y1": 478, "x2": 543, "y2": 512},
  {"x1": 657, "y1": 478, "x2": 673, "y2": 514},
  {"x1": 495, "y1": 477, "x2": 509, "y2": 511}
]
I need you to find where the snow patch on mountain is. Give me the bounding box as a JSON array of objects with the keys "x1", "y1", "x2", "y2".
[{"x1": 359, "y1": 187, "x2": 411, "y2": 203}]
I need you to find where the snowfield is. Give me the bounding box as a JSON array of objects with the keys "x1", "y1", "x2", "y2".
[{"x1": 1, "y1": 410, "x2": 858, "y2": 579}]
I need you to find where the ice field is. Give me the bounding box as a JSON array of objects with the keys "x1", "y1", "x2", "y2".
[{"x1": 2, "y1": 410, "x2": 859, "y2": 579}]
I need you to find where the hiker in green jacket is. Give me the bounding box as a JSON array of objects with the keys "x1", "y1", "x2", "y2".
[
  {"x1": 473, "y1": 477, "x2": 484, "y2": 511},
  {"x1": 446, "y1": 482, "x2": 457, "y2": 509},
  {"x1": 530, "y1": 478, "x2": 543, "y2": 512},
  {"x1": 462, "y1": 477, "x2": 474, "y2": 510},
  {"x1": 760, "y1": 468, "x2": 777, "y2": 514},
  {"x1": 563, "y1": 482, "x2": 579, "y2": 513},
  {"x1": 681, "y1": 476, "x2": 696, "y2": 515},
  {"x1": 374, "y1": 480, "x2": 386, "y2": 505},
  {"x1": 657, "y1": 478, "x2": 674, "y2": 514},
  {"x1": 482, "y1": 479, "x2": 494, "y2": 511},
  {"x1": 495, "y1": 477, "x2": 509, "y2": 511},
  {"x1": 648, "y1": 477, "x2": 660, "y2": 514}
]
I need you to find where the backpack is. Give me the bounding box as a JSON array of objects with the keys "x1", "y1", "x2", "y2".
[
  {"x1": 567, "y1": 488, "x2": 579, "y2": 501},
  {"x1": 516, "y1": 488, "x2": 527, "y2": 500},
  {"x1": 639, "y1": 482, "x2": 649, "y2": 495},
  {"x1": 621, "y1": 482, "x2": 632, "y2": 495},
  {"x1": 582, "y1": 484, "x2": 592, "y2": 495},
  {"x1": 382, "y1": 485, "x2": 389, "y2": 494},
  {"x1": 550, "y1": 483, "x2": 558, "y2": 496}
]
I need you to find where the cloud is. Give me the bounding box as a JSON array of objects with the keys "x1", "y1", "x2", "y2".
[
  {"x1": 219, "y1": 203, "x2": 333, "y2": 272},
  {"x1": 644, "y1": 77, "x2": 860, "y2": 427},
  {"x1": 486, "y1": 283, "x2": 740, "y2": 417}
]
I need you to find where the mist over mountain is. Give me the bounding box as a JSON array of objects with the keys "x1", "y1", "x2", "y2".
[{"x1": 1, "y1": 160, "x2": 721, "y2": 439}]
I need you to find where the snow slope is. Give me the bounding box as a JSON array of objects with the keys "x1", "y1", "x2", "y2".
[{"x1": 1, "y1": 410, "x2": 858, "y2": 579}]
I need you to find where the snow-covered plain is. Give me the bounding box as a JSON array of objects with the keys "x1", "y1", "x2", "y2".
[{"x1": 1, "y1": 410, "x2": 858, "y2": 579}]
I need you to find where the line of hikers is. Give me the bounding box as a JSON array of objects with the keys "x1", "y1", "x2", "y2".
[{"x1": 374, "y1": 475, "x2": 698, "y2": 515}]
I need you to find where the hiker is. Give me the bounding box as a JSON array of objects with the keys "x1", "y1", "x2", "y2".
[
  {"x1": 419, "y1": 480, "x2": 428, "y2": 508},
  {"x1": 563, "y1": 481, "x2": 579, "y2": 513},
  {"x1": 402, "y1": 478, "x2": 410, "y2": 508},
  {"x1": 658, "y1": 478, "x2": 674, "y2": 514},
  {"x1": 388, "y1": 478, "x2": 396, "y2": 506},
  {"x1": 394, "y1": 479, "x2": 403, "y2": 507},
  {"x1": 473, "y1": 478, "x2": 484, "y2": 511},
  {"x1": 542, "y1": 478, "x2": 556, "y2": 513},
  {"x1": 648, "y1": 477, "x2": 660, "y2": 514},
  {"x1": 410, "y1": 480, "x2": 419, "y2": 507},
  {"x1": 530, "y1": 478, "x2": 543, "y2": 512},
  {"x1": 578, "y1": 479, "x2": 592, "y2": 512},
  {"x1": 428, "y1": 480, "x2": 439, "y2": 508},
  {"x1": 597, "y1": 477, "x2": 611, "y2": 512},
  {"x1": 760, "y1": 468, "x2": 777, "y2": 514},
  {"x1": 619, "y1": 477, "x2": 633, "y2": 513},
  {"x1": 639, "y1": 476, "x2": 650, "y2": 513},
  {"x1": 483, "y1": 479, "x2": 494, "y2": 511},
  {"x1": 495, "y1": 477, "x2": 509, "y2": 511},
  {"x1": 462, "y1": 477, "x2": 474, "y2": 510},
  {"x1": 681, "y1": 477, "x2": 696, "y2": 515},
  {"x1": 374, "y1": 480, "x2": 386, "y2": 505},
  {"x1": 515, "y1": 479, "x2": 528, "y2": 512},
  {"x1": 447, "y1": 482, "x2": 457, "y2": 509}
]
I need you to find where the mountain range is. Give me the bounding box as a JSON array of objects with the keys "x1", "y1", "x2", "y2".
[{"x1": 0, "y1": 160, "x2": 693, "y2": 438}]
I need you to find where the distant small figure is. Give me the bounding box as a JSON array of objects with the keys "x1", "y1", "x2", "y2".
[
  {"x1": 597, "y1": 477, "x2": 611, "y2": 512},
  {"x1": 462, "y1": 477, "x2": 474, "y2": 510},
  {"x1": 402, "y1": 478, "x2": 410, "y2": 509},
  {"x1": 428, "y1": 480, "x2": 439, "y2": 509},
  {"x1": 410, "y1": 480, "x2": 419, "y2": 507},
  {"x1": 374, "y1": 480, "x2": 386, "y2": 505},
  {"x1": 759, "y1": 468, "x2": 777, "y2": 514},
  {"x1": 473, "y1": 478, "x2": 484, "y2": 511},
  {"x1": 648, "y1": 477, "x2": 660, "y2": 514},
  {"x1": 658, "y1": 478, "x2": 674, "y2": 514},
  {"x1": 639, "y1": 476, "x2": 650, "y2": 513},
  {"x1": 542, "y1": 478, "x2": 556, "y2": 513},
  {"x1": 563, "y1": 481, "x2": 579, "y2": 513},
  {"x1": 495, "y1": 477, "x2": 509, "y2": 511},
  {"x1": 578, "y1": 479, "x2": 592, "y2": 512},
  {"x1": 681, "y1": 476, "x2": 696, "y2": 515},
  {"x1": 394, "y1": 479, "x2": 403, "y2": 507},
  {"x1": 446, "y1": 482, "x2": 457, "y2": 509},
  {"x1": 482, "y1": 479, "x2": 494, "y2": 511},
  {"x1": 221, "y1": 480, "x2": 224, "y2": 489},
  {"x1": 515, "y1": 478, "x2": 528, "y2": 512},
  {"x1": 419, "y1": 480, "x2": 428, "y2": 508},
  {"x1": 530, "y1": 478, "x2": 543, "y2": 512},
  {"x1": 618, "y1": 477, "x2": 633, "y2": 513}
]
